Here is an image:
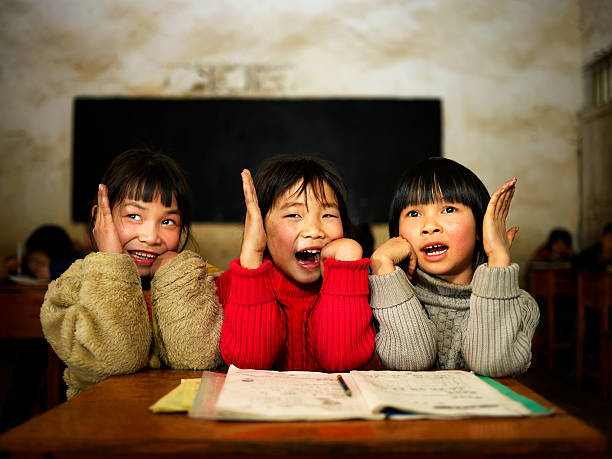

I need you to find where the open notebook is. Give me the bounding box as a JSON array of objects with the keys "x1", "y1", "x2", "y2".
[{"x1": 188, "y1": 365, "x2": 551, "y2": 421}]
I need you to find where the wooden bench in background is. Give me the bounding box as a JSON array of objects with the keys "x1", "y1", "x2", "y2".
[
  {"x1": 576, "y1": 270, "x2": 612, "y2": 399},
  {"x1": 528, "y1": 264, "x2": 577, "y2": 370}
]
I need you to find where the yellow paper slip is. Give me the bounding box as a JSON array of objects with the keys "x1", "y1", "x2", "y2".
[{"x1": 149, "y1": 378, "x2": 201, "y2": 413}]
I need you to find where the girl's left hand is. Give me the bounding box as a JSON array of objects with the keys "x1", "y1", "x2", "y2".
[
  {"x1": 483, "y1": 178, "x2": 519, "y2": 267},
  {"x1": 320, "y1": 238, "x2": 363, "y2": 276},
  {"x1": 150, "y1": 251, "x2": 178, "y2": 277},
  {"x1": 321, "y1": 238, "x2": 363, "y2": 262}
]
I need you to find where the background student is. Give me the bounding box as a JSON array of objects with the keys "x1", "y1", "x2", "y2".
[
  {"x1": 216, "y1": 155, "x2": 375, "y2": 371},
  {"x1": 40, "y1": 149, "x2": 223, "y2": 398},
  {"x1": 1, "y1": 224, "x2": 78, "y2": 283},
  {"x1": 369, "y1": 157, "x2": 539, "y2": 377},
  {"x1": 575, "y1": 222, "x2": 612, "y2": 271},
  {"x1": 529, "y1": 228, "x2": 575, "y2": 264}
]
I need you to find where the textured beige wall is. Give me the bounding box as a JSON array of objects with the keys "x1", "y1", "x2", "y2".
[{"x1": 0, "y1": 0, "x2": 583, "y2": 276}]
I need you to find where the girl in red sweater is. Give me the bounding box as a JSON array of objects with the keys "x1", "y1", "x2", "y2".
[{"x1": 216, "y1": 156, "x2": 375, "y2": 371}]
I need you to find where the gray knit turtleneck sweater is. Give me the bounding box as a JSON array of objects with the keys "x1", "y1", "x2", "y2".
[{"x1": 369, "y1": 263, "x2": 539, "y2": 377}]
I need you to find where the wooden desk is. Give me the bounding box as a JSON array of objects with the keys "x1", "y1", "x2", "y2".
[
  {"x1": 0, "y1": 370, "x2": 606, "y2": 458},
  {"x1": 528, "y1": 266, "x2": 577, "y2": 369},
  {"x1": 0, "y1": 284, "x2": 47, "y2": 339},
  {"x1": 0, "y1": 284, "x2": 62, "y2": 409}
]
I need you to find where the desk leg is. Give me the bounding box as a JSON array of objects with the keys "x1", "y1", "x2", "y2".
[
  {"x1": 46, "y1": 344, "x2": 61, "y2": 409},
  {"x1": 600, "y1": 300, "x2": 610, "y2": 399},
  {"x1": 547, "y1": 279, "x2": 555, "y2": 369},
  {"x1": 576, "y1": 277, "x2": 585, "y2": 386}
]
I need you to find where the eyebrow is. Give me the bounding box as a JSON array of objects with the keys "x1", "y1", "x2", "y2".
[
  {"x1": 277, "y1": 201, "x2": 306, "y2": 211},
  {"x1": 122, "y1": 201, "x2": 181, "y2": 215},
  {"x1": 277, "y1": 200, "x2": 339, "y2": 210}
]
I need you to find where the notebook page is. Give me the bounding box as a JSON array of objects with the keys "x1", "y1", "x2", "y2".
[
  {"x1": 214, "y1": 366, "x2": 383, "y2": 421},
  {"x1": 350, "y1": 370, "x2": 531, "y2": 417}
]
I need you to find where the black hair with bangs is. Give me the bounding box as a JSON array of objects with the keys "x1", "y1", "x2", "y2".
[
  {"x1": 89, "y1": 148, "x2": 193, "y2": 252},
  {"x1": 254, "y1": 155, "x2": 355, "y2": 239},
  {"x1": 388, "y1": 157, "x2": 490, "y2": 270}
]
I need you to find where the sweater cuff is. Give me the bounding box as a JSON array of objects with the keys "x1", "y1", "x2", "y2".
[
  {"x1": 472, "y1": 263, "x2": 520, "y2": 299},
  {"x1": 152, "y1": 250, "x2": 203, "y2": 289},
  {"x1": 228, "y1": 258, "x2": 276, "y2": 305},
  {"x1": 369, "y1": 266, "x2": 415, "y2": 309},
  {"x1": 82, "y1": 252, "x2": 140, "y2": 283},
  {"x1": 320, "y1": 258, "x2": 369, "y2": 296}
]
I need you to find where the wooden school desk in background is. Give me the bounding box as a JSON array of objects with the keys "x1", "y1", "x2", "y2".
[
  {"x1": 528, "y1": 264, "x2": 577, "y2": 369},
  {"x1": 0, "y1": 370, "x2": 606, "y2": 458},
  {"x1": 0, "y1": 283, "x2": 61, "y2": 411}
]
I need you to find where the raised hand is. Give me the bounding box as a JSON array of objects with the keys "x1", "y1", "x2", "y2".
[
  {"x1": 92, "y1": 184, "x2": 123, "y2": 254},
  {"x1": 482, "y1": 178, "x2": 519, "y2": 267},
  {"x1": 370, "y1": 237, "x2": 417, "y2": 278},
  {"x1": 239, "y1": 169, "x2": 267, "y2": 269}
]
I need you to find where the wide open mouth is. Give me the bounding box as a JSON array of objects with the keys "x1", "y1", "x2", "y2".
[
  {"x1": 422, "y1": 244, "x2": 448, "y2": 256},
  {"x1": 295, "y1": 249, "x2": 321, "y2": 264}
]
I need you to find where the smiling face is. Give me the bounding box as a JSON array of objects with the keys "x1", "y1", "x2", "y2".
[
  {"x1": 112, "y1": 195, "x2": 181, "y2": 277},
  {"x1": 398, "y1": 201, "x2": 477, "y2": 284},
  {"x1": 264, "y1": 180, "x2": 344, "y2": 284}
]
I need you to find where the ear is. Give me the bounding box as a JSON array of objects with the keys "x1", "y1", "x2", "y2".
[{"x1": 91, "y1": 205, "x2": 98, "y2": 219}]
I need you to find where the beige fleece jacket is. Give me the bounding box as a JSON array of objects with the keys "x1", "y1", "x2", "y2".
[{"x1": 40, "y1": 250, "x2": 224, "y2": 399}]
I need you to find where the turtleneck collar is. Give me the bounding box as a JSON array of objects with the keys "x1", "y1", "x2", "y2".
[
  {"x1": 412, "y1": 268, "x2": 472, "y2": 310},
  {"x1": 268, "y1": 262, "x2": 321, "y2": 301}
]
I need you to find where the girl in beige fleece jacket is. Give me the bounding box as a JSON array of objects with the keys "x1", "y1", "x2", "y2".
[{"x1": 41, "y1": 149, "x2": 223, "y2": 399}]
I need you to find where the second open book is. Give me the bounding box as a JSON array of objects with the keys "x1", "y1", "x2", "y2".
[{"x1": 189, "y1": 365, "x2": 550, "y2": 421}]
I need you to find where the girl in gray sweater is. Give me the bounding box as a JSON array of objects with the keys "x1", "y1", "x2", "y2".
[{"x1": 369, "y1": 158, "x2": 539, "y2": 377}]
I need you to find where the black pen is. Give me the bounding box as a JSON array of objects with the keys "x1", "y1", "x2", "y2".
[{"x1": 336, "y1": 375, "x2": 352, "y2": 397}]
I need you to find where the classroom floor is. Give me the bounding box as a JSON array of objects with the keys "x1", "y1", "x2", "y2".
[{"x1": 517, "y1": 349, "x2": 612, "y2": 458}]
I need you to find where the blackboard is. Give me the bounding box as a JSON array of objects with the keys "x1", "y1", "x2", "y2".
[{"x1": 72, "y1": 97, "x2": 441, "y2": 223}]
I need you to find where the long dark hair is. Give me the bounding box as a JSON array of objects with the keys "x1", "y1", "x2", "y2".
[
  {"x1": 253, "y1": 155, "x2": 355, "y2": 239},
  {"x1": 388, "y1": 157, "x2": 490, "y2": 270},
  {"x1": 89, "y1": 148, "x2": 193, "y2": 252}
]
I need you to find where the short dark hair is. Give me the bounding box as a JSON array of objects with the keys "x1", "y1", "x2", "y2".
[
  {"x1": 388, "y1": 157, "x2": 490, "y2": 269},
  {"x1": 253, "y1": 155, "x2": 355, "y2": 239},
  {"x1": 26, "y1": 225, "x2": 73, "y2": 260},
  {"x1": 547, "y1": 228, "x2": 572, "y2": 248},
  {"x1": 89, "y1": 148, "x2": 193, "y2": 251}
]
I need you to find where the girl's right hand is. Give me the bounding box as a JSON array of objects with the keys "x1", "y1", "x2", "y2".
[
  {"x1": 92, "y1": 184, "x2": 123, "y2": 254},
  {"x1": 370, "y1": 237, "x2": 417, "y2": 278},
  {"x1": 239, "y1": 169, "x2": 267, "y2": 269}
]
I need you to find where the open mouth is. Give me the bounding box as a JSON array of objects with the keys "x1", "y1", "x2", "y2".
[
  {"x1": 422, "y1": 244, "x2": 448, "y2": 256},
  {"x1": 295, "y1": 249, "x2": 321, "y2": 265}
]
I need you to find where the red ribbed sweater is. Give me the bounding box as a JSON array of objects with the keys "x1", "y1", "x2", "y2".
[{"x1": 216, "y1": 257, "x2": 375, "y2": 371}]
